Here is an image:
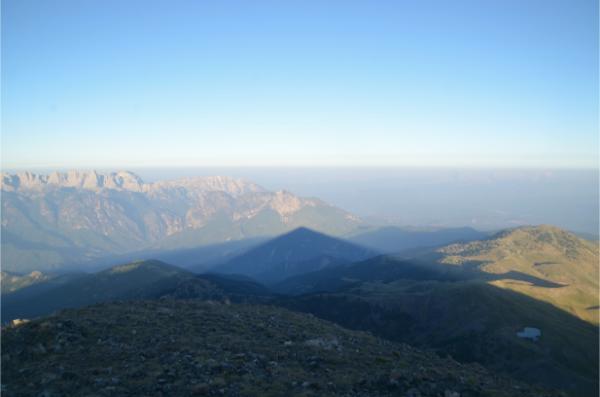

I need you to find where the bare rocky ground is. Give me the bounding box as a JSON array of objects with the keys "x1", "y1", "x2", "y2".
[{"x1": 1, "y1": 299, "x2": 563, "y2": 397}]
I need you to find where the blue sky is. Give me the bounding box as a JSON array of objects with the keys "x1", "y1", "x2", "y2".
[{"x1": 2, "y1": 0, "x2": 598, "y2": 168}]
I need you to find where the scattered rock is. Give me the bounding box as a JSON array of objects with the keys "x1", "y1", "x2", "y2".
[
  {"x1": 304, "y1": 337, "x2": 340, "y2": 350},
  {"x1": 10, "y1": 318, "x2": 30, "y2": 327},
  {"x1": 1, "y1": 300, "x2": 562, "y2": 397},
  {"x1": 406, "y1": 388, "x2": 421, "y2": 397}
]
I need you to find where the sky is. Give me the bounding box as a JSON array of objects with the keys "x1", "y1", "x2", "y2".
[{"x1": 1, "y1": 0, "x2": 598, "y2": 169}]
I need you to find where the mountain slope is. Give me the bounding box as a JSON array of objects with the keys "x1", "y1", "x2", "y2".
[
  {"x1": 81, "y1": 236, "x2": 269, "y2": 273},
  {"x1": 1, "y1": 300, "x2": 560, "y2": 397},
  {"x1": 1, "y1": 270, "x2": 53, "y2": 294},
  {"x1": 269, "y1": 225, "x2": 600, "y2": 396},
  {"x1": 349, "y1": 226, "x2": 488, "y2": 253},
  {"x1": 433, "y1": 225, "x2": 599, "y2": 323},
  {"x1": 215, "y1": 227, "x2": 377, "y2": 282},
  {"x1": 271, "y1": 255, "x2": 450, "y2": 295},
  {"x1": 280, "y1": 279, "x2": 598, "y2": 397},
  {"x1": 1, "y1": 260, "x2": 194, "y2": 323},
  {"x1": 1, "y1": 171, "x2": 361, "y2": 272}
]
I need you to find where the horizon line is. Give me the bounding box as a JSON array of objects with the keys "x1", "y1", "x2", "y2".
[{"x1": 2, "y1": 164, "x2": 599, "y2": 173}]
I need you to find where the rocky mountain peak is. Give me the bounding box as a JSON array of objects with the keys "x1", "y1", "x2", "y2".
[
  {"x1": 269, "y1": 190, "x2": 315, "y2": 215},
  {"x1": 0, "y1": 171, "x2": 266, "y2": 195},
  {"x1": 149, "y1": 175, "x2": 265, "y2": 196},
  {"x1": 1, "y1": 171, "x2": 45, "y2": 191},
  {"x1": 1, "y1": 170, "x2": 146, "y2": 192}
]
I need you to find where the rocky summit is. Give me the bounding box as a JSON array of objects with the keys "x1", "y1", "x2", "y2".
[{"x1": 1, "y1": 300, "x2": 561, "y2": 397}]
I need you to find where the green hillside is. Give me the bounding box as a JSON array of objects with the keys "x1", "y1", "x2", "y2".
[
  {"x1": 1, "y1": 260, "x2": 194, "y2": 323},
  {"x1": 435, "y1": 225, "x2": 599, "y2": 323},
  {"x1": 269, "y1": 225, "x2": 600, "y2": 396}
]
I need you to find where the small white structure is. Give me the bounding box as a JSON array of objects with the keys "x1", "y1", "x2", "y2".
[{"x1": 517, "y1": 327, "x2": 541, "y2": 341}]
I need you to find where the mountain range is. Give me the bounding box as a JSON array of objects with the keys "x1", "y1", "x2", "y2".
[{"x1": 1, "y1": 170, "x2": 361, "y2": 272}]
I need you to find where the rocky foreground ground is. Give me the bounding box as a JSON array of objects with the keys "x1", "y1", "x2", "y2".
[{"x1": 1, "y1": 300, "x2": 563, "y2": 397}]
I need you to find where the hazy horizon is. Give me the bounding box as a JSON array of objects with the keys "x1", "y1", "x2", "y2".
[{"x1": 3, "y1": 166, "x2": 597, "y2": 235}]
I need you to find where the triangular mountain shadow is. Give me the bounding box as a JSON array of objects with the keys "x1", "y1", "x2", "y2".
[{"x1": 214, "y1": 227, "x2": 377, "y2": 283}]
